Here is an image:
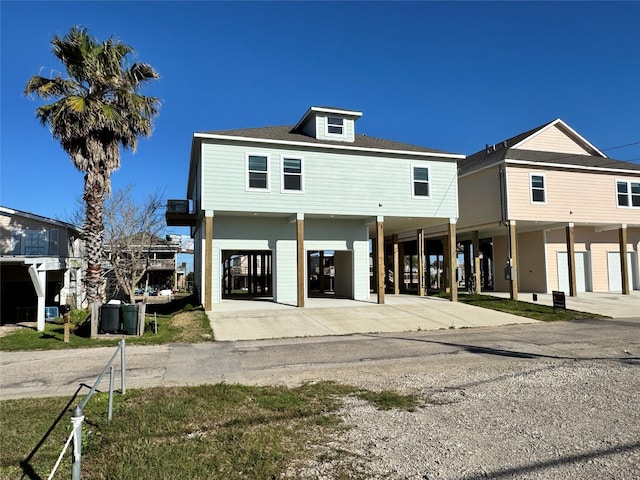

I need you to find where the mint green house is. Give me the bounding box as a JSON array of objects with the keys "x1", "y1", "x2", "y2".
[{"x1": 167, "y1": 107, "x2": 463, "y2": 310}]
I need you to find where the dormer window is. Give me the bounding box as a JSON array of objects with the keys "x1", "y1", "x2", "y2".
[
  {"x1": 293, "y1": 107, "x2": 361, "y2": 142},
  {"x1": 327, "y1": 116, "x2": 344, "y2": 135}
]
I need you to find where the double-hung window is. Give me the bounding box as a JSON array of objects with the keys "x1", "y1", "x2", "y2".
[
  {"x1": 326, "y1": 116, "x2": 344, "y2": 135},
  {"x1": 282, "y1": 157, "x2": 303, "y2": 192},
  {"x1": 617, "y1": 180, "x2": 640, "y2": 207},
  {"x1": 412, "y1": 165, "x2": 430, "y2": 198},
  {"x1": 246, "y1": 154, "x2": 270, "y2": 191},
  {"x1": 530, "y1": 174, "x2": 546, "y2": 204}
]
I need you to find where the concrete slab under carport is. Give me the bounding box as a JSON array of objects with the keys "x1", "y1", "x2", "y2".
[{"x1": 208, "y1": 294, "x2": 539, "y2": 341}]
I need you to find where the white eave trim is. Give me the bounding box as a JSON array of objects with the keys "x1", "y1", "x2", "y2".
[
  {"x1": 505, "y1": 158, "x2": 640, "y2": 175},
  {"x1": 511, "y1": 118, "x2": 606, "y2": 158},
  {"x1": 293, "y1": 107, "x2": 363, "y2": 131},
  {"x1": 193, "y1": 132, "x2": 464, "y2": 160},
  {"x1": 309, "y1": 106, "x2": 363, "y2": 118}
]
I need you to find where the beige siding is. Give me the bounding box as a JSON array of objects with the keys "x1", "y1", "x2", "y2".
[
  {"x1": 0, "y1": 213, "x2": 11, "y2": 253},
  {"x1": 0, "y1": 212, "x2": 75, "y2": 257},
  {"x1": 458, "y1": 165, "x2": 503, "y2": 229},
  {"x1": 492, "y1": 230, "x2": 547, "y2": 293},
  {"x1": 517, "y1": 231, "x2": 547, "y2": 292},
  {"x1": 507, "y1": 166, "x2": 640, "y2": 224},
  {"x1": 544, "y1": 226, "x2": 639, "y2": 292},
  {"x1": 493, "y1": 234, "x2": 509, "y2": 292},
  {"x1": 545, "y1": 228, "x2": 590, "y2": 292},
  {"x1": 516, "y1": 124, "x2": 591, "y2": 155}
]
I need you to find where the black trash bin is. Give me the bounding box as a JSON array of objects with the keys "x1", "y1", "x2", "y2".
[
  {"x1": 100, "y1": 304, "x2": 121, "y2": 334},
  {"x1": 121, "y1": 304, "x2": 139, "y2": 335}
]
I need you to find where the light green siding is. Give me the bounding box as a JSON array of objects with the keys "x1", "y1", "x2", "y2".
[{"x1": 200, "y1": 142, "x2": 458, "y2": 219}]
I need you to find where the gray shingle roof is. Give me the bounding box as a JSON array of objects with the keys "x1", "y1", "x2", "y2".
[
  {"x1": 200, "y1": 125, "x2": 457, "y2": 155},
  {"x1": 507, "y1": 149, "x2": 640, "y2": 171}
]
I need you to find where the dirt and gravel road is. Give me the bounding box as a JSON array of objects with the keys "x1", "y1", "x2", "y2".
[{"x1": 274, "y1": 319, "x2": 640, "y2": 479}]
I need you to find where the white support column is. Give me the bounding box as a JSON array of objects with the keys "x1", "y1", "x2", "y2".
[
  {"x1": 62, "y1": 268, "x2": 71, "y2": 305},
  {"x1": 75, "y1": 267, "x2": 83, "y2": 308},
  {"x1": 28, "y1": 264, "x2": 47, "y2": 331}
]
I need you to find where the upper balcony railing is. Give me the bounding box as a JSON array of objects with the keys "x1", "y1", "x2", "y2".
[{"x1": 165, "y1": 200, "x2": 197, "y2": 227}]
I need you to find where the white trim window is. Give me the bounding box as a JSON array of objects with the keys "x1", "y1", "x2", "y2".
[
  {"x1": 246, "y1": 153, "x2": 270, "y2": 191},
  {"x1": 412, "y1": 165, "x2": 430, "y2": 198},
  {"x1": 530, "y1": 173, "x2": 546, "y2": 204},
  {"x1": 281, "y1": 156, "x2": 304, "y2": 193},
  {"x1": 326, "y1": 116, "x2": 344, "y2": 135},
  {"x1": 616, "y1": 180, "x2": 640, "y2": 207}
]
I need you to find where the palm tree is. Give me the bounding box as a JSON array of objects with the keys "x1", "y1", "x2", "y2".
[{"x1": 25, "y1": 27, "x2": 160, "y2": 305}]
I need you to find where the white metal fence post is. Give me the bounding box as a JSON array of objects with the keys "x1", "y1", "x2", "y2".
[
  {"x1": 71, "y1": 406, "x2": 84, "y2": 480},
  {"x1": 120, "y1": 338, "x2": 126, "y2": 395}
]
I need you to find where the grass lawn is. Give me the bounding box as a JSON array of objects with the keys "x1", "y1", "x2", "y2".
[
  {"x1": 0, "y1": 382, "x2": 421, "y2": 480},
  {"x1": 0, "y1": 298, "x2": 213, "y2": 352},
  {"x1": 452, "y1": 293, "x2": 607, "y2": 322}
]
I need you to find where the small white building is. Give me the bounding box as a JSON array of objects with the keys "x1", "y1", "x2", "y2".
[{"x1": 167, "y1": 106, "x2": 463, "y2": 310}]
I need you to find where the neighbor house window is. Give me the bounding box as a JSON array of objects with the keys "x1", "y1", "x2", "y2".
[
  {"x1": 412, "y1": 166, "x2": 430, "y2": 198},
  {"x1": 530, "y1": 174, "x2": 546, "y2": 203},
  {"x1": 617, "y1": 180, "x2": 640, "y2": 207},
  {"x1": 282, "y1": 157, "x2": 303, "y2": 192},
  {"x1": 21, "y1": 228, "x2": 58, "y2": 255},
  {"x1": 246, "y1": 154, "x2": 270, "y2": 191},
  {"x1": 326, "y1": 116, "x2": 344, "y2": 135}
]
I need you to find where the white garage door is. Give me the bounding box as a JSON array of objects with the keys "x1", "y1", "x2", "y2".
[
  {"x1": 557, "y1": 251, "x2": 590, "y2": 293},
  {"x1": 607, "y1": 252, "x2": 637, "y2": 291}
]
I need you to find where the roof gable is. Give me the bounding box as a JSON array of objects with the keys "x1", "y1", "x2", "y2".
[
  {"x1": 512, "y1": 119, "x2": 605, "y2": 157},
  {"x1": 459, "y1": 119, "x2": 639, "y2": 176}
]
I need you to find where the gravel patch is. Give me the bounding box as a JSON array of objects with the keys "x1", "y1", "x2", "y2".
[{"x1": 289, "y1": 358, "x2": 640, "y2": 479}]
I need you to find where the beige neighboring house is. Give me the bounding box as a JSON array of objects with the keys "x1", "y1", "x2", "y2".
[
  {"x1": 430, "y1": 119, "x2": 640, "y2": 298},
  {"x1": 0, "y1": 206, "x2": 83, "y2": 330}
]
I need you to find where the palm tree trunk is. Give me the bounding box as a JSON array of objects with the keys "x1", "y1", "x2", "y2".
[{"x1": 83, "y1": 171, "x2": 106, "y2": 304}]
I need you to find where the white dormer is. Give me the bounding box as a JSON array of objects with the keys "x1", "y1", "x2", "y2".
[{"x1": 294, "y1": 106, "x2": 363, "y2": 143}]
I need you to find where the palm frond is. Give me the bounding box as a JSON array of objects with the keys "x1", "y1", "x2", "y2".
[
  {"x1": 126, "y1": 63, "x2": 160, "y2": 87},
  {"x1": 66, "y1": 95, "x2": 87, "y2": 113}
]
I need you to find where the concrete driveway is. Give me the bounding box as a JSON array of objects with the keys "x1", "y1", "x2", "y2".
[
  {"x1": 208, "y1": 291, "x2": 639, "y2": 342},
  {"x1": 208, "y1": 294, "x2": 538, "y2": 341}
]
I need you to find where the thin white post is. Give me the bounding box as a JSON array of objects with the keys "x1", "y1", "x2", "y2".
[
  {"x1": 108, "y1": 366, "x2": 115, "y2": 422},
  {"x1": 71, "y1": 406, "x2": 84, "y2": 480},
  {"x1": 120, "y1": 339, "x2": 126, "y2": 395}
]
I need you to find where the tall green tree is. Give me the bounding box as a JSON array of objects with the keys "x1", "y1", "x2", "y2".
[{"x1": 25, "y1": 27, "x2": 160, "y2": 304}]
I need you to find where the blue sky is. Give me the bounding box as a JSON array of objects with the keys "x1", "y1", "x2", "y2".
[{"x1": 2, "y1": 1, "x2": 639, "y2": 234}]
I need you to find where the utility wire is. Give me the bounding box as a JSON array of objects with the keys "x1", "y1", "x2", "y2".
[{"x1": 601, "y1": 141, "x2": 640, "y2": 152}]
